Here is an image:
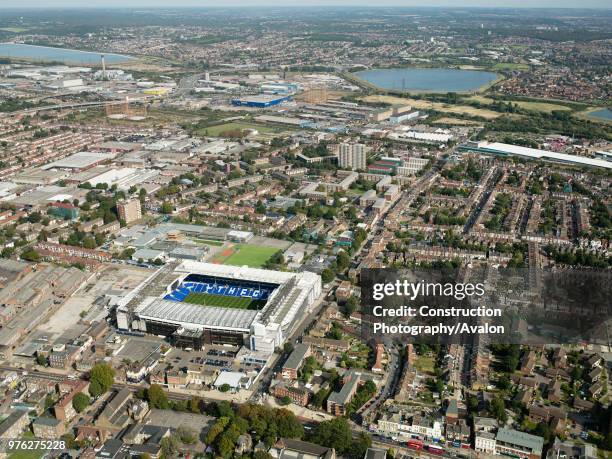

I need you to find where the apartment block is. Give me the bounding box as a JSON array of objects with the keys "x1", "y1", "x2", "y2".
[
  {"x1": 117, "y1": 199, "x2": 142, "y2": 224},
  {"x1": 338, "y1": 143, "x2": 369, "y2": 171}
]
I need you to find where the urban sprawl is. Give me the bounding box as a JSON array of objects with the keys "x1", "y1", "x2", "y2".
[{"x1": 0, "y1": 6, "x2": 610, "y2": 459}]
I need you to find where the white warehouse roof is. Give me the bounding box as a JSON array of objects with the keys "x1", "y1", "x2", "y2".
[
  {"x1": 41, "y1": 152, "x2": 114, "y2": 170},
  {"x1": 466, "y1": 141, "x2": 612, "y2": 170}
]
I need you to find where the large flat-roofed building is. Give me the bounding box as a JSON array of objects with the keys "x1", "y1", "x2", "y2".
[
  {"x1": 85, "y1": 168, "x2": 160, "y2": 191},
  {"x1": 41, "y1": 151, "x2": 114, "y2": 171},
  {"x1": 495, "y1": 428, "x2": 544, "y2": 459},
  {"x1": 460, "y1": 141, "x2": 612, "y2": 170},
  {"x1": 397, "y1": 157, "x2": 429, "y2": 176},
  {"x1": 231, "y1": 94, "x2": 292, "y2": 108},
  {"x1": 116, "y1": 260, "x2": 321, "y2": 355}
]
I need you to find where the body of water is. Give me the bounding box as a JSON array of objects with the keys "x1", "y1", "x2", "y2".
[
  {"x1": 353, "y1": 67, "x2": 499, "y2": 93},
  {"x1": 588, "y1": 108, "x2": 612, "y2": 121},
  {"x1": 0, "y1": 43, "x2": 133, "y2": 65}
]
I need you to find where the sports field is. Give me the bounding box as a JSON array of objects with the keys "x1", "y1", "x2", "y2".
[
  {"x1": 212, "y1": 244, "x2": 279, "y2": 268},
  {"x1": 184, "y1": 292, "x2": 266, "y2": 310}
]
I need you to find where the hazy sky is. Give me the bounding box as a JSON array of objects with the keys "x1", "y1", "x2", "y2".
[{"x1": 6, "y1": 0, "x2": 612, "y2": 8}]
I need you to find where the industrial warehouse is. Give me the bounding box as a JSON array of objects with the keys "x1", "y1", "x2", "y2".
[
  {"x1": 231, "y1": 94, "x2": 292, "y2": 108},
  {"x1": 115, "y1": 260, "x2": 321, "y2": 354},
  {"x1": 460, "y1": 141, "x2": 612, "y2": 170}
]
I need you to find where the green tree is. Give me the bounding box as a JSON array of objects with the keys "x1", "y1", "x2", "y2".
[
  {"x1": 321, "y1": 268, "x2": 335, "y2": 284},
  {"x1": 83, "y1": 237, "x2": 96, "y2": 249},
  {"x1": 44, "y1": 393, "x2": 55, "y2": 410},
  {"x1": 490, "y1": 397, "x2": 507, "y2": 423},
  {"x1": 497, "y1": 374, "x2": 512, "y2": 391},
  {"x1": 336, "y1": 251, "x2": 350, "y2": 271},
  {"x1": 467, "y1": 395, "x2": 479, "y2": 413},
  {"x1": 215, "y1": 401, "x2": 234, "y2": 418},
  {"x1": 312, "y1": 389, "x2": 328, "y2": 408},
  {"x1": 352, "y1": 432, "x2": 372, "y2": 459},
  {"x1": 20, "y1": 249, "x2": 40, "y2": 262},
  {"x1": 255, "y1": 200, "x2": 266, "y2": 214},
  {"x1": 344, "y1": 296, "x2": 358, "y2": 316},
  {"x1": 188, "y1": 396, "x2": 202, "y2": 414},
  {"x1": 275, "y1": 408, "x2": 303, "y2": 439},
  {"x1": 219, "y1": 383, "x2": 231, "y2": 393},
  {"x1": 283, "y1": 342, "x2": 294, "y2": 355},
  {"x1": 160, "y1": 434, "x2": 180, "y2": 458},
  {"x1": 95, "y1": 232, "x2": 106, "y2": 246},
  {"x1": 72, "y1": 392, "x2": 90, "y2": 413},
  {"x1": 218, "y1": 431, "x2": 236, "y2": 457},
  {"x1": 570, "y1": 366, "x2": 583, "y2": 381},
  {"x1": 310, "y1": 417, "x2": 353, "y2": 454},
  {"x1": 61, "y1": 433, "x2": 78, "y2": 450},
  {"x1": 161, "y1": 201, "x2": 173, "y2": 214},
  {"x1": 147, "y1": 384, "x2": 169, "y2": 409},
  {"x1": 206, "y1": 417, "x2": 231, "y2": 445},
  {"x1": 89, "y1": 363, "x2": 115, "y2": 397},
  {"x1": 177, "y1": 425, "x2": 197, "y2": 444}
]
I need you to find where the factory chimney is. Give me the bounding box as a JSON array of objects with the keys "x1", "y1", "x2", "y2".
[{"x1": 101, "y1": 54, "x2": 107, "y2": 80}]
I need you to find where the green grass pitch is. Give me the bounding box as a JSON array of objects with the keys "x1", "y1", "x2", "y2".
[
  {"x1": 222, "y1": 244, "x2": 280, "y2": 268},
  {"x1": 183, "y1": 292, "x2": 266, "y2": 310}
]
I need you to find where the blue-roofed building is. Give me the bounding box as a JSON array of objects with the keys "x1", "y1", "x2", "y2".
[{"x1": 231, "y1": 95, "x2": 291, "y2": 108}]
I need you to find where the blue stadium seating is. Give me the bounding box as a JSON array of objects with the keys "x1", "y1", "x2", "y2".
[{"x1": 165, "y1": 278, "x2": 275, "y2": 303}]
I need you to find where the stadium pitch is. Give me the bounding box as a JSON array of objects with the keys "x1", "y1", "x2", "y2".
[{"x1": 183, "y1": 292, "x2": 267, "y2": 310}]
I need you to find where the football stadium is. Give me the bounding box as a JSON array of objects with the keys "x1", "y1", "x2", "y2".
[{"x1": 115, "y1": 260, "x2": 321, "y2": 354}]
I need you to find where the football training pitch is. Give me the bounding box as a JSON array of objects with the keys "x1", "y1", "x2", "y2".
[
  {"x1": 183, "y1": 292, "x2": 266, "y2": 310},
  {"x1": 212, "y1": 244, "x2": 279, "y2": 268}
]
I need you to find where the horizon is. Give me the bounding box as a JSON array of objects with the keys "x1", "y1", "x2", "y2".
[{"x1": 3, "y1": 1, "x2": 612, "y2": 10}]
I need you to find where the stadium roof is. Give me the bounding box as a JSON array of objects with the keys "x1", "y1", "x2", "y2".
[
  {"x1": 178, "y1": 260, "x2": 295, "y2": 285},
  {"x1": 136, "y1": 298, "x2": 257, "y2": 332},
  {"x1": 461, "y1": 141, "x2": 612, "y2": 170},
  {"x1": 123, "y1": 261, "x2": 320, "y2": 338}
]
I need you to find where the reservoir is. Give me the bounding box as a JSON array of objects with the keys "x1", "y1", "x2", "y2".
[
  {"x1": 0, "y1": 43, "x2": 133, "y2": 65},
  {"x1": 353, "y1": 67, "x2": 499, "y2": 93},
  {"x1": 588, "y1": 108, "x2": 612, "y2": 121}
]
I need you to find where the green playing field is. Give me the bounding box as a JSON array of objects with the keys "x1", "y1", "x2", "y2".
[
  {"x1": 222, "y1": 244, "x2": 280, "y2": 268},
  {"x1": 183, "y1": 292, "x2": 266, "y2": 310}
]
